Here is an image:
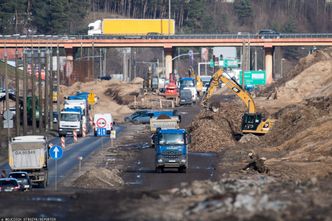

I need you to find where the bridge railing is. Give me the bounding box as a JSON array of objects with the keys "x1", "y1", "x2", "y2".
[{"x1": 0, "y1": 33, "x2": 332, "y2": 40}]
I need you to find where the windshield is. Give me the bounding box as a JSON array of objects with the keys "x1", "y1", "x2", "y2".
[
  {"x1": 181, "y1": 80, "x2": 194, "y2": 88},
  {"x1": 9, "y1": 173, "x2": 26, "y2": 179},
  {"x1": 61, "y1": 113, "x2": 80, "y2": 121},
  {"x1": 159, "y1": 133, "x2": 185, "y2": 145},
  {"x1": 0, "y1": 180, "x2": 18, "y2": 186}
]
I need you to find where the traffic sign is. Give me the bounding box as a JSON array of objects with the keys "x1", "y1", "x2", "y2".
[
  {"x1": 96, "y1": 118, "x2": 106, "y2": 128},
  {"x1": 110, "y1": 129, "x2": 116, "y2": 139},
  {"x1": 88, "y1": 92, "x2": 95, "y2": 105},
  {"x1": 3, "y1": 110, "x2": 14, "y2": 120},
  {"x1": 239, "y1": 70, "x2": 266, "y2": 85},
  {"x1": 49, "y1": 145, "x2": 63, "y2": 160},
  {"x1": 3, "y1": 119, "x2": 13, "y2": 128},
  {"x1": 97, "y1": 127, "x2": 107, "y2": 136},
  {"x1": 219, "y1": 59, "x2": 240, "y2": 68}
]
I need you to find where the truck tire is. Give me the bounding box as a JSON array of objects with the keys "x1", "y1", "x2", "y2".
[
  {"x1": 178, "y1": 166, "x2": 187, "y2": 173},
  {"x1": 156, "y1": 166, "x2": 164, "y2": 173}
]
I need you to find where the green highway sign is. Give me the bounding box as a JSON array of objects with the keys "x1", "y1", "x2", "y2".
[
  {"x1": 218, "y1": 59, "x2": 240, "y2": 68},
  {"x1": 239, "y1": 70, "x2": 266, "y2": 85}
]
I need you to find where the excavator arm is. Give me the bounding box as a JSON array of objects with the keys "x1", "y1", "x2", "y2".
[
  {"x1": 201, "y1": 69, "x2": 256, "y2": 113},
  {"x1": 201, "y1": 69, "x2": 274, "y2": 134}
]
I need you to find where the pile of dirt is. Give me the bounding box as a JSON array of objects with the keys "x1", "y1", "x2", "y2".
[
  {"x1": 59, "y1": 78, "x2": 144, "y2": 122},
  {"x1": 264, "y1": 47, "x2": 332, "y2": 102},
  {"x1": 189, "y1": 99, "x2": 245, "y2": 152},
  {"x1": 72, "y1": 168, "x2": 124, "y2": 189}
]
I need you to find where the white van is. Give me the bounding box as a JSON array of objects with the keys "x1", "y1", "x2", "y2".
[{"x1": 94, "y1": 113, "x2": 114, "y2": 136}]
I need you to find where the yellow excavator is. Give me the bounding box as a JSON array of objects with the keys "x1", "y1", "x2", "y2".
[
  {"x1": 188, "y1": 67, "x2": 203, "y2": 96},
  {"x1": 201, "y1": 69, "x2": 274, "y2": 134}
]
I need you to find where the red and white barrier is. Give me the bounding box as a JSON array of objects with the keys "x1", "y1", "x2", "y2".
[
  {"x1": 73, "y1": 129, "x2": 78, "y2": 143},
  {"x1": 61, "y1": 136, "x2": 65, "y2": 149},
  {"x1": 89, "y1": 114, "x2": 94, "y2": 128},
  {"x1": 82, "y1": 124, "x2": 87, "y2": 137}
]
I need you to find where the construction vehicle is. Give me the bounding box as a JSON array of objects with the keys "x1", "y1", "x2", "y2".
[
  {"x1": 9, "y1": 136, "x2": 49, "y2": 188},
  {"x1": 201, "y1": 69, "x2": 274, "y2": 134},
  {"x1": 154, "y1": 128, "x2": 189, "y2": 173},
  {"x1": 164, "y1": 73, "x2": 178, "y2": 99},
  {"x1": 88, "y1": 19, "x2": 175, "y2": 36},
  {"x1": 179, "y1": 77, "x2": 197, "y2": 103},
  {"x1": 188, "y1": 67, "x2": 203, "y2": 96}
]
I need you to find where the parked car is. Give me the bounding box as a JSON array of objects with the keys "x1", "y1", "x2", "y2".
[
  {"x1": 125, "y1": 109, "x2": 178, "y2": 124},
  {"x1": 0, "y1": 178, "x2": 24, "y2": 192},
  {"x1": 124, "y1": 110, "x2": 154, "y2": 124},
  {"x1": 258, "y1": 29, "x2": 280, "y2": 39},
  {"x1": 8, "y1": 171, "x2": 32, "y2": 191}
]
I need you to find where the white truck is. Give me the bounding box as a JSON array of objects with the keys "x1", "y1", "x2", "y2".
[
  {"x1": 8, "y1": 136, "x2": 49, "y2": 188},
  {"x1": 59, "y1": 99, "x2": 88, "y2": 137},
  {"x1": 59, "y1": 107, "x2": 83, "y2": 137},
  {"x1": 93, "y1": 113, "x2": 114, "y2": 136}
]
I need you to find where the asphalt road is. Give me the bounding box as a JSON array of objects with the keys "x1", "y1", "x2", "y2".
[
  {"x1": 0, "y1": 126, "x2": 124, "y2": 189},
  {"x1": 123, "y1": 104, "x2": 219, "y2": 191}
]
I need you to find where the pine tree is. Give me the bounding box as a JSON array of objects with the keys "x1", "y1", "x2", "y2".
[{"x1": 233, "y1": 0, "x2": 253, "y2": 26}]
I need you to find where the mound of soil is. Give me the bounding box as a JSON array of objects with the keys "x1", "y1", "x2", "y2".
[
  {"x1": 73, "y1": 168, "x2": 123, "y2": 189},
  {"x1": 263, "y1": 47, "x2": 332, "y2": 101},
  {"x1": 189, "y1": 99, "x2": 244, "y2": 152}
]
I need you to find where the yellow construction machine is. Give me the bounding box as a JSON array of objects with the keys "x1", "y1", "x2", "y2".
[
  {"x1": 201, "y1": 69, "x2": 274, "y2": 134},
  {"x1": 188, "y1": 67, "x2": 203, "y2": 96}
]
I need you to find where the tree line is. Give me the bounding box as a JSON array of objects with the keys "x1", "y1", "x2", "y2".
[{"x1": 0, "y1": 0, "x2": 331, "y2": 35}]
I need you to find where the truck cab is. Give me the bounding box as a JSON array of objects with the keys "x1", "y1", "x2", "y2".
[
  {"x1": 180, "y1": 77, "x2": 197, "y2": 102},
  {"x1": 59, "y1": 107, "x2": 83, "y2": 137},
  {"x1": 154, "y1": 128, "x2": 189, "y2": 173}
]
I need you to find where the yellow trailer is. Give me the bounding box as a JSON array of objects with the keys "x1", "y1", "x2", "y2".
[{"x1": 88, "y1": 19, "x2": 175, "y2": 35}]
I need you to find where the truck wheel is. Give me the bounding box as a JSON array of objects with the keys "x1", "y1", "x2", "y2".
[
  {"x1": 156, "y1": 167, "x2": 164, "y2": 173},
  {"x1": 178, "y1": 167, "x2": 187, "y2": 173}
]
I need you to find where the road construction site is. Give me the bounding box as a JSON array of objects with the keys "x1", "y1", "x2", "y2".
[{"x1": 1, "y1": 48, "x2": 332, "y2": 221}]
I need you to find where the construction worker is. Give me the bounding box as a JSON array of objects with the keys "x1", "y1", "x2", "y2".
[{"x1": 243, "y1": 151, "x2": 269, "y2": 174}]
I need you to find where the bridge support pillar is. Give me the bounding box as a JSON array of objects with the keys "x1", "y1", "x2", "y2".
[
  {"x1": 264, "y1": 46, "x2": 274, "y2": 85},
  {"x1": 65, "y1": 47, "x2": 74, "y2": 84},
  {"x1": 164, "y1": 47, "x2": 173, "y2": 80}
]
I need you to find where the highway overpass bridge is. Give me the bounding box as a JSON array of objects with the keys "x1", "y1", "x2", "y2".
[{"x1": 0, "y1": 33, "x2": 332, "y2": 84}]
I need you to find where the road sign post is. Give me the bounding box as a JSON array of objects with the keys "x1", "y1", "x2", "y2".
[
  {"x1": 110, "y1": 129, "x2": 116, "y2": 148},
  {"x1": 49, "y1": 145, "x2": 63, "y2": 191}
]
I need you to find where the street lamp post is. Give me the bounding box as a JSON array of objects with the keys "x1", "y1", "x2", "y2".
[{"x1": 280, "y1": 58, "x2": 286, "y2": 79}]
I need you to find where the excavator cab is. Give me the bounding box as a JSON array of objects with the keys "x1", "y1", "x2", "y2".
[{"x1": 241, "y1": 113, "x2": 273, "y2": 134}]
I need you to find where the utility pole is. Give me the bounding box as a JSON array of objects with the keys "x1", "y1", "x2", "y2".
[
  {"x1": 92, "y1": 42, "x2": 95, "y2": 80},
  {"x1": 49, "y1": 46, "x2": 53, "y2": 130},
  {"x1": 15, "y1": 48, "x2": 20, "y2": 136},
  {"x1": 56, "y1": 45, "x2": 60, "y2": 132},
  {"x1": 38, "y1": 48, "x2": 43, "y2": 131},
  {"x1": 4, "y1": 46, "x2": 10, "y2": 141},
  {"x1": 23, "y1": 50, "x2": 28, "y2": 135},
  {"x1": 44, "y1": 49, "x2": 49, "y2": 131},
  {"x1": 31, "y1": 47, "x2": 36, "y2": 134}
]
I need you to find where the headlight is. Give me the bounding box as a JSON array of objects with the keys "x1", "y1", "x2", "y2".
[
  {"x1": 158, "y1": 159, "x2": 163, "y2": 163},
  {"x1": 181, "y1": 159, "x2": 186, "y2": 163}
]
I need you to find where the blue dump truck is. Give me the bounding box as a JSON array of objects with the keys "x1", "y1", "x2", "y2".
[{"x1": 154, "y1": 128, "x2": 189, "y2": 173}]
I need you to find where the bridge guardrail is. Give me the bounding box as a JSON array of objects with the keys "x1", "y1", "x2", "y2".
[{"x1": 0, "y1": 33, "x2": 332, "y2": 40}]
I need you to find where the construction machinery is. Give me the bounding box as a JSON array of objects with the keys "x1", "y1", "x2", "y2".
[
  {"x1": 188, "y1": 67, "x2": 203, "y2": 96},
  {"x1": 201, "y1": 69, "x2": 274, "y2": 134},
  {"x1": 164, "y1": 73, "x2": 178, "y2": 99}
]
